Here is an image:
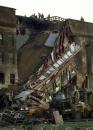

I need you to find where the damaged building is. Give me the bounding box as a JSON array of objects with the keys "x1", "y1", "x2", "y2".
[
  {"x1": 0, "y1": 6, "x2": 18, "y2": 88},
  {"x1": 1, "y1": 6, "x2": 93, "y2": 126},
  {"x1": 17, "y1": 17, "x2": 93, "y2": 93}
]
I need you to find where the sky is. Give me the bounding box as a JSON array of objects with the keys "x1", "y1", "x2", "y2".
[{"x1": 0, "y1": 0, "x2": 93, "y2": 22}]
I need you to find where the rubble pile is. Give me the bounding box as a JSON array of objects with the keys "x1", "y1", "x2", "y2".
[
  {"x1": 0, "y1": 43, "x2": 86, "y2": 126},
  {"x1": 0, "y1": 43, "x2": 87, "y2": 126}
]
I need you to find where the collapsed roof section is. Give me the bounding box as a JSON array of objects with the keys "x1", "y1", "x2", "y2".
[{"x1": 18, "y1": 31, "x2": 52, "y2": 82}]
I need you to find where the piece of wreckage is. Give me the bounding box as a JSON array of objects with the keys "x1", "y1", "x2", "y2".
[{"x1": 0, "y1": 89, "x2": 51, "y2": 126}]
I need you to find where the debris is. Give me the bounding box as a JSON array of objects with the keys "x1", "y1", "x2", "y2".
[{"x1": 52, "y1": 110, "x2": 64, "y2": 124}]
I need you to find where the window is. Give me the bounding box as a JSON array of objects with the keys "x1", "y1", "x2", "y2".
[
  {"x1": 0, "y1": 34, "x2": 2, "y2": 40},
  {"x1": 12, "y1": 35, "x2": 15, "y2": 47},
  {"x1": 0, "y1": 73, "x2": 5, "y2": 84},
  {"x1": 10, "y1": 74, "x2": 15, "y2": 84},
  {"x1": 12, "y1": 54, "x2": 15, "y2": 64},
  {"x1": 0, "y1": 52, "x2": 4, "y2": 64},
  {"x1": 0, "y1": 34, "x2": 3, "y2": 44},
  {"x1": 8, "y1": 53, "x2": 15, "y2": 64}
]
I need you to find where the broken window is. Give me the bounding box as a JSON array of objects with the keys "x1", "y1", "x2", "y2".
[
  {"x1": 0, "y1": 73, "x2": 5, "y2": 84},
  {"x1": 10, "y1": 74, "x2": 15, "y2": 84}
]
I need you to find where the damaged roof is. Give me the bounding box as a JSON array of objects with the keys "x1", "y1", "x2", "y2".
[{"x1": 18, "y1": 31, "x2": 52, "y2": 82}]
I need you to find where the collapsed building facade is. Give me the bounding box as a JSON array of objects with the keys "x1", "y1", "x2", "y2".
[
  {"x1": 17, "y1": 17, "x2": 93, "y2": 94},
  {"x1": 0, "y1": 6, "x2": 18, "y2": 88}
]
